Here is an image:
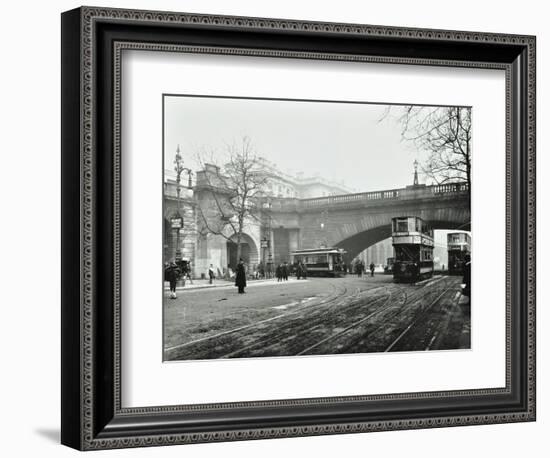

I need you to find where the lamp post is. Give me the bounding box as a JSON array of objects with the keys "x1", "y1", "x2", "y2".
[
  {"x1": 173, "y1": 144, "x2": 193, "y2": 261},
  {"x1": 262, "y1": 199, "x2": 273, "y2": 278}
]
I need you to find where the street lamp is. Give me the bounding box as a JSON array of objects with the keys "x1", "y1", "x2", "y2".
[
  {"x1": 173, "y1": 144, "x2": 193, "y2": 261},
  {"x1": 262, "y1": 199, "x2": 273, "y2": 277}
]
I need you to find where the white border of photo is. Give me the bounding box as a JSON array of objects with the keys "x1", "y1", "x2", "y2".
[{"x1": 121, "y1": 50, "x2": 506, "y2": 408}]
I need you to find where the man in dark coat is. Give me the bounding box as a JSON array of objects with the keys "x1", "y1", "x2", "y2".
[
  {"x1": 276, "y1": 264, "x2": 282, "y2": 282},
  {"x1": 166, "y1": 262, "x2": 179, "y2": 299},
  {"x1": 296, "y1": 262, "x2": 302, "y2": 280},
  {"x1": 208, "y1": 264, "x2": 215, "y2": 284},
  {"x1": 369, "y1": 262, "x2": 375, "y2": 277},
  {"x1": 235, "y1": 258, "x2": 247, "y2": 294},
  {"x1": 282, "y1": 262, "x2": 289, "y2": 281}
]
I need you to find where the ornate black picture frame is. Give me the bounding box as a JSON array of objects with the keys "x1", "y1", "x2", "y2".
[{"x1": 61, "y1": 6, "x2": 536, "y2": 450}]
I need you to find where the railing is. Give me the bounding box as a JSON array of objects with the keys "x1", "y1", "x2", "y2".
[
  {"x1": 431, "y1": 182, "x2": 469, "y2": 193},
  {"x1": 299, "y1": 188, "x2": 401, "y2": 208},
  {"x1": 165, "y1": 181, "x2": 469, "y2": 209},
  {"x1": 275, "y1": 182, "x2": 469, "y2": 210}
]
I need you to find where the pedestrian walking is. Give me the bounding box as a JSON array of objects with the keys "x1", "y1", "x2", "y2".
[
  {"x1": 296, "y1": 261, "x2": 302, "y2": 280},
  {"x1": 167, "y1": 261, "x2": 179, "y2": 299},
  {"x1": 235, "y1": 258, "x2": 247, "y2": 294},
  {"x1": 283, "y1": 261, "x2": 289, "y2": 281},
  {"x1": 185, "y1": 261, "x2": 194, "y2": 284},
  {"x1": 302, "y1": 262, "x2": 308, "y2": 280},
  {"x1": 369, "y1": 262, "x2": 375, "y2": 277},
  {"x1": 356, "y1": 260, "x2": 363, "y2": 278},
  {"x1": 276, "y1": 264, "x2": 282, "y2": 282},
  {"x1": 208, "y1": 264, "x2": 215, "y2": 284}
]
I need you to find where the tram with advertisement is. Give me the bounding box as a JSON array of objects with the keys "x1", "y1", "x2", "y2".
[
  {"x1": 447, "y1": 232, "x2": 471, "y2": 275},
  {"x1": 391, "y1": 216, "x2": 434, "y2": 283},
  {"x1": 290, "y1": 247, "x2": 346, "y2": 277}
]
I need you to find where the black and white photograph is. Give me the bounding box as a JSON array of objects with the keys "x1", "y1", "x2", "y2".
[{"x1": 162, "y1": 95, "x2": 472, "y2": 361}]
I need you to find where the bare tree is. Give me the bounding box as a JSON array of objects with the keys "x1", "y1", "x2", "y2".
[
  {"x1": 195, "y1": 136, "x2": 271, "y2": 266},
  {"x1": 387, "y1": 106, "x2": 472, "y2": 193}
]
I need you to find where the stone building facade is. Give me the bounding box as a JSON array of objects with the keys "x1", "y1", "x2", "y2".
[
  {"x1": 163, "y1": 180, "x2": 197, "y2": 271},
  {"x1": 164, "y1": 160, "x2": 359, "y2": 278}
]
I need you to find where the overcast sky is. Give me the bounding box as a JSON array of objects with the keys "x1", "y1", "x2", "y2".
[{"x1": 164, "y1": 95, "x2": 439, "y2": 192}]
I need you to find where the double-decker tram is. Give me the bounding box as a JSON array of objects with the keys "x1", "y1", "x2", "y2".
[
  {"x1": 391, "y1": 216, "x2": 434, "y2": 283},
  {"x1": 447, "y1": 232, "x2": 471, "y2": 275},
  {"x1": 290, "y1": 247, "x2": 346, "y2": 277}
]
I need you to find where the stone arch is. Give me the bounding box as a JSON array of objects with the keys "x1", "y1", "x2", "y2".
[
  {"x1": 335, "y1": 219, "x2": 470, "y2": 264},
  {"x1": 227, "y1": 233, "x2": 260, "y2": 269}
]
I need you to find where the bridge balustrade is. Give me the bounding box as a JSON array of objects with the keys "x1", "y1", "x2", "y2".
[
  {"x1": 432, "y1": 183, "x2": 469, "y2": 193},
  {"x1": 292, "y1": 182, "x2": 469, "y2": 210},
  {"x1": 186, "y1": 182, "x2": 469, "y2": 213}
]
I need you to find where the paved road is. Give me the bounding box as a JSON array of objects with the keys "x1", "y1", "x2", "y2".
[{"x1": 164, "y1": 274, "x2": 470, "y2": 360}]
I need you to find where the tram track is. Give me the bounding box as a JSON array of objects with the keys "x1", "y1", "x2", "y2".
[
  {"x1": 219, "y1": 286, "x2": 391, "y2": 359},
  {"x1": 383, "y1": 282, "x2": 455, "y2": 352},
  {"x1": 295, "y1": 291, "x2": 393, "y2": 355},
  {"x1": 222, "y1": 278, "x2": 449, "y2": 358},
  {"x1": 388, "y1": 281, "x2": 466, "y2": 352},
  {"x1": 216, "y1": 284, "x2": 351, "y2": 358},
  {"x1": 165, "y1": 281, "x2": 352, "y2": 359},
  {"x1": 165, "y1": 276, "x2": 464, "y2": 360},
  {"x1": 366, "y1": 278, "x2": 458, "y2": 353},
  {"x1": 298, "y1": 277, "x2": 450, "y2": 355}
]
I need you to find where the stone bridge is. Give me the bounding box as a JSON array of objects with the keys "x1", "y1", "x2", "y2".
[
  {"x1": 266, "y1": 182, "x2": 470, "y2": 264},
  {"x1": 164, "y1": 179, "x2": 469, "y2": 275}
]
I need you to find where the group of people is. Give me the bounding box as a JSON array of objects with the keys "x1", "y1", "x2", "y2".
[
  {"x1": 168, "y1": 256, "x2": 381, "y2": 299},
  {"x1": 295, "y1": 261, "x2": 308, "y2": 280},
  {"x1": 353, "y1": 260, "x2": 376, "y2": 278},
  {"x1": 166, "y1": 257, "x2": 316, "y2": 297},
  {"x1": 165, "y1": 260, "x2": 193, "y2": 299},
  {"x1": 275, "y1": 262, "x2": 290, "y2": 282}
]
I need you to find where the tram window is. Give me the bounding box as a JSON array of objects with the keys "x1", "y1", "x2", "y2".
[
  {"x1": 305, "y1": 255, "x2": 323, "y2": 264},
  {"x1": 395, "y1": 246, "x2": 419, "y2": 262},
  {"x1": 396, "y1": 219, "x2": 409, "y2": 232}
]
